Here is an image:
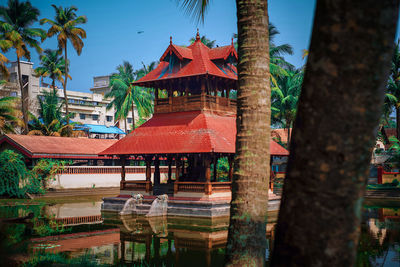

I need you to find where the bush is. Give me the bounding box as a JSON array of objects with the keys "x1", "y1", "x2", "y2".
[
  {"x1": 0, "y1": 150, "x2": 68, "y2": 197},
  {"x1": 0, "y1": 150, "x2": 34, "y2": 197}
]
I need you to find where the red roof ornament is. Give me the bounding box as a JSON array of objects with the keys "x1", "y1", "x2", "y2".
[
  {"x1": 170, "y1": 36, "x2": 172, "y2": 45},
  {"x1": 196, "y1": 28, "x2": 200, "y2": 41}
]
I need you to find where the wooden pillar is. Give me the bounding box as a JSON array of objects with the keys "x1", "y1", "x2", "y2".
[
  {"x1": 167, "y1": 156, "x2": 172, "y2": 183},
  {"x1": 121, "y1": 241, "x2": 125, "y2": 262},
  {"x1": 145, "y1": 156, "x2": 152, "y2": 192},
  {"x1": 205, "y1": 155, "x2": 212, "y2": 195},
  {"x1": 146, "y1": 157, "x2": 151, "y2": 182},
  {"x1": 154, "y1": 156, "x2": 160, "y2": 185},
  {"x1": 155, "y1": 88, "x2": 159, "y2": 100},
  {"x1": 228, "y1": 155, "x2": 234, "y2": 181},
  {"x1": 120, "y1": 155, "x2": 126, "y2": 190}
]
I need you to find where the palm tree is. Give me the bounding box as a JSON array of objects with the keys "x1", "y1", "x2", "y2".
[
  {"x1": 178, "y1": 1, "x2": 270, "y2": 265},
  {"x1": 34, "y1": 49, "x2": 69, "y2": 91},
  {"x1": 28, "y1": 89, "x2": 82, "y2": 137},
  {"x1": 40, "y1": 5, "x2": 87, "y2": 124},
  {"x1": 134, "y1": 61, "x2": 158, "y2": 80},
  {"x1": 271, "y1": 69, "x2": 303, "y2": 146},
  {"x1": 0, "y1": 0, "x2": 46, "y2": 134},
  {"x1": 189, "y1": 34, "x2": 216, "y2": 48},
  {"x1": 106, "y1": 61, "x2": 153, "y2": 131},
  {"x1": 0, "y1": 96, "x2": 21, "y2": 134}
]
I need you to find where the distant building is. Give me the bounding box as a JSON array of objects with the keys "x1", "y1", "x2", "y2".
[{"x1": 0, "y1": 61, "x2": 137, "y2": 136}]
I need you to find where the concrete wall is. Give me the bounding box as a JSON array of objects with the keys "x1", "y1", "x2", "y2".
[{"x1": 49, "y1": 166, "x2": 173, "y2": 189}]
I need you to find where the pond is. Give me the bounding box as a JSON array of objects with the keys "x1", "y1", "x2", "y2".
[{"x1": 0, "y1": 199, "x2": 398, "y2": 266}]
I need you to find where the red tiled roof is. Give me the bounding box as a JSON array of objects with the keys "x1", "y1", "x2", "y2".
[
  {"x1": 208, "y1": 45, "x2": 237, "y2": 60},
  {"x1": 100, "y1": 111, "x2": 289, "y2": 156},
  {"x1": 134, "y1": 36, "x2": 238, "y2": 86},
  {"x1": 271, "y1": 128, "x2": 290, "y2": 144},
  {"x1": 0, "y1": 134, "x2": 117, "y2": 159}
]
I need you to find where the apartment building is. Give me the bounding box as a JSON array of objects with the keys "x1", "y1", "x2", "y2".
[{"x1": 0, "y1": 61, "x2": 137, "y2": 136}]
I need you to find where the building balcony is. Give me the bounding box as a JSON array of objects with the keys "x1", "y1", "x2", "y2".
[{"x1": 154, "y1": 94, "x2": 237, "y2": 115}]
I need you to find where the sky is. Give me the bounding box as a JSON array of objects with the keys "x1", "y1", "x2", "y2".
[{"x1": 3, "y1": 0, "x2": 317, "y2": 93}]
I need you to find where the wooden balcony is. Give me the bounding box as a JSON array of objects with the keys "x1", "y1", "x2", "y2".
[
  {"x1": 120, "y1": 180, "x2": 152, "y2": 192},
  {"x1": 154, "y1": 94, "x2": 237, "y2": 114},
  {"x1": 174, "y1": 181, "x2": 231, "y2": 195}
]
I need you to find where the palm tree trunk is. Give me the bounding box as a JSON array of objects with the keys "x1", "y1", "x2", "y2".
[
  {"x1": 131, "y1": 104, "x2": 135, "y2": 130},
  {"x1": 225, "y1": 0, "x2": 270, "y2": 265},
  {"x1": 52, "y1": 78, "x2": 56, "y2": 94},
  {"x1": 17, "y1": 56, "x2": 29, "y2": 134},
  {"x1": 286, "y1": 123, "x2": 291, "y2": 149},
  {"x1": 271, "y1": 1, "x2": 399, "y2": 266},
  {"x1": 63, "y1": 43, "x2": 70, "y2": 124}
]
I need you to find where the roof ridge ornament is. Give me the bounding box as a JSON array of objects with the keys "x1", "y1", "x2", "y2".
[
  {"x1": 231, "y1": 37, "x2": 234, "y2": 46},
  {"x1": 196, "y1": 28, "x2": 200, "y2": 41},
  {"x1": 170, "y1": 36, "x2": 172, "y2": 45}
]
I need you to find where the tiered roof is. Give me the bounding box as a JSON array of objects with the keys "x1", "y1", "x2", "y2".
[
  {"x1": 133, "y1": 32, "x2": 237, "y2": 87},
  {"x1": 100, "y1": 111, "x2": 289, "y2": 156}
]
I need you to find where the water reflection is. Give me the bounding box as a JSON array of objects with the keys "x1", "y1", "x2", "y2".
[{"x1": 2, "y1": 201, "x2": 400, "y2": 266}]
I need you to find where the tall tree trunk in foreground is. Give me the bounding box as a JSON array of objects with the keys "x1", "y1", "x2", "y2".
[
  {"x1": 225, "y1": 0, "x2": 270, "y2": 265},
  {"x1": 271, "y1": 1, "x2": 399, "y2": 266},
  {"x1": 17, "y1": 56, "x2": 29, "y2": 134},
  {"x1": 63, "y1": 43, "x2": 70, "y2": 124}
]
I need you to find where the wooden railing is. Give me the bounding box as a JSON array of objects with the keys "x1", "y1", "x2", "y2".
[
  {"x1": 121, "y1": 180, "x2": 152, "y2": 192},
  {"x1": 57, "y1": 166, "x2": 173, "y2": 175},
  {"x1": 55, "y1": 215, "x2": 103, "y2": 226},
  {"x1": 174, "y1": 181, "x2": 231, "y2": 195},
  {"x1": 155, "y1": 94, "x2": 236, "y2": 114}
]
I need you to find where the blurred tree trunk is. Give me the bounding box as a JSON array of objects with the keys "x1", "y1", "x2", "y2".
[
  {"x1": 225, "y1": 0, "x2": 270, "y2": 266},
  {"x1": 271, "y1": 1, "x2": 399, "y2": 266}
]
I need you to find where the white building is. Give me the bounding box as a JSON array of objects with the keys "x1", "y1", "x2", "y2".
[{"x1": 0, "y1": 61, "x2": 137, "y2": 136}]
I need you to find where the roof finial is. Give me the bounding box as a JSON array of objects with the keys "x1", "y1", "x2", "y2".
[
  {"x1": 196, "y1": 28, "x2": 200, "y2": 41},
  {"x1": 231, "y1": 37, "x2": 234, "y2": 46},
  {"x1": 170, "y1": 36, "x2": 172, "y2": 45}
]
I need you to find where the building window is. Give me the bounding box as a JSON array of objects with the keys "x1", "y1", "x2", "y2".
[
  {"x1": 10, "y1": 91, "x2": 17, "y2": 97},
  {"x1": 106, "y1": 115, "x2": 113, "y2": 122},
  {"x1": 80, "y1": 100, "x2": 85, "y2": 105},
  {"x1": 92, "y1": 114, "x2": 99, "y2": 120},
  {"x1": 79, "y1": 113, "x2": 86, "y2": 120},
  {"x1": 93, "y1": 101, "x2": 98, "y2": 106},
  {"x1": 69, "y1": 99, "x2": 75, "y2": 104},
  {"x1": 127, "y1": 118, "x2": 132, "y2": 124}
]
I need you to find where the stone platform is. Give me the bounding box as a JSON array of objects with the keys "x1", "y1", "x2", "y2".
[{"x1": 101, "y1": 195, "x2": 281, "y2": 218}]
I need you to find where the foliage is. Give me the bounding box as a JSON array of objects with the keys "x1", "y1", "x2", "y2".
[
  {"x1": 0, "y1": 150, "x2": 39, "y2": 197},
  {"x1": 24, "y1": 251, "x2": 106, "y2": 267},
  {"x1": 0, "y1": 0, "x2": 46, "y2": 133},
  {"x1": 0, "y1": 150, "x2": 69, "y2": 197},
  {"x1": 271, "y1": 69, "x2": 303, "y2": 144},
  {"x1": 35, "y1": 49, "x2": 69, "y2": 88},
  {"x1": 31, "y1": 158, "x2": 68, "y2": 189},
  {"x1": 40, "y1": 4, "x2": 87, "y2": 121},
  {"x1": 0, "y1": 96, "x2": 21, "y2": 134},
  {"x1": 106, "y1": 61, "x2": 153, "y2": 130},
  {"x1": 388, "y1": 136, "x2": 400, "y2": 168}
]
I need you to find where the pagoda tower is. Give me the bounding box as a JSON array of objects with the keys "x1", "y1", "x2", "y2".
[{"x1": 101, "y1": 31, "x2": 288, "y2": 204}]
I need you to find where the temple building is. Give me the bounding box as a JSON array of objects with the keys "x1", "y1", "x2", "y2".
[{"x1": 101, "y1": 31, "x2": 289, "y2": 216}]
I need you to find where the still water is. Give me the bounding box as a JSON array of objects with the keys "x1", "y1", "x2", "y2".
[{"x1": 0, "y1": 200, "x2": 398, "y2": 266}]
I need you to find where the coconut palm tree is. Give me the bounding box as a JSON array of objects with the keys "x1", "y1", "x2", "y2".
[
  {"x1": 0, "y1": 96, "x2": 21, "y2": 134},
  {"x1": 106, "y1": 61, "x2": 153, "y2": 131},
  {"x1": 34, "y1": 49, "x2": 69, "y2": 91},
  {"x1": 40, "y1": 5, "x2": 87, "y2": 124},
  {"x1": 387, "y1": 41, "x2": 400, "y2": 138},
  {"x1": 178, "y1": 1, "x2": 271, "y2": 265},
  {"x1": 0, "y1": 0, "x2": 46, "y2": 134},
  {"x1": 189, "y1": 34, "x2": 216, "y2": 48},
  {"x1": 271, "y1": 69, "x2": 303, "y2": 146},
  {"x1": 28, "y1": 89, "x2": 82, "y2": 137},
  {"x1": 134, "y1": 61, "x2": 158, "y2": 80}
]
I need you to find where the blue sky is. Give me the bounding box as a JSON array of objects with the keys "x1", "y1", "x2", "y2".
[{"x1": 4, "y1": 0, "x2": 317, "y2": 92}]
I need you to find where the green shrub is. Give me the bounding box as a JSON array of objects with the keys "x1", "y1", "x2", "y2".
[{"x1": 0, "y1": 150, "x2": 34, "y2": 197}]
